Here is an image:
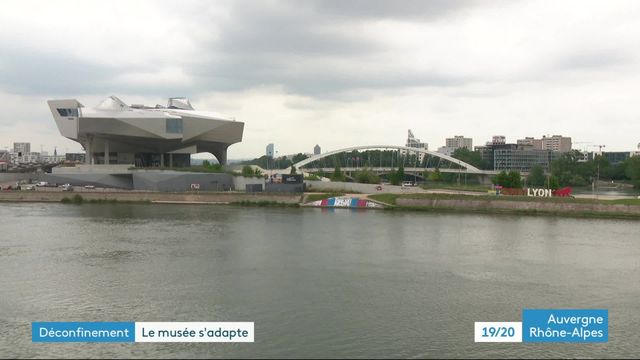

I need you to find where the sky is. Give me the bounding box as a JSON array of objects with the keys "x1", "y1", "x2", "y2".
[{"x1": 1, "y1": 0, "x2": 640, "y2": 159}]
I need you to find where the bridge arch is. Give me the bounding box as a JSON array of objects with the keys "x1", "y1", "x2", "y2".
[{"x1": 292, "y1": 145, "x2": 481, "y2": 173}]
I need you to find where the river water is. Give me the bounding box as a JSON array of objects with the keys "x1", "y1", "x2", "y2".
[{"x1": 1, "y1": 203, "x2": 639, "y2": 358}]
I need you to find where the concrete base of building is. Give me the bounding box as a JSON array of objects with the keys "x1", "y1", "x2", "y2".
[{"x1": 44, "y1": 166, "x2": 268, "y2": 192}]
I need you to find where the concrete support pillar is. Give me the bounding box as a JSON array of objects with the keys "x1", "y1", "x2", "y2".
[
  {"x1": 169, "y1": 153, "x2": 173, "y2": 168},
  {"x1": 104, "y1": 140, "x2": 109, "y2": 165},
  {"x1": 212, "y1": 147, "x2": 228, "y2": 166},
  {"x1": 160, "y1": 153, "x2": 164, "y2": 167},
  {"x1": 85, "y1": 140, "x2": 91, "y2": 164}
]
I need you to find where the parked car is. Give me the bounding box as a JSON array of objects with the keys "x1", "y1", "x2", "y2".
[
  {"x1": 61, "y1": 184, "x2": 73, "y2": 191},
  {"x1": 21, "y1": 185, "x2": 36, "y2": 191},
  {"x1": 36, "y1": 181, "x2": 49, "y2": 187},
  {"x1": 84, "y1": 185, "x2": 96, "y2": 189}
]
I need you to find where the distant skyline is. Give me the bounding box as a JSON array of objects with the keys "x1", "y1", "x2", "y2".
[{"x1": 2, "y1": 0, "x2": 640, "y2": 158}]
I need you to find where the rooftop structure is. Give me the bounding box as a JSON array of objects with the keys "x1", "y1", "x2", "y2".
[{"x1": 48, "y1": 96, "x2": 244, "y2": 166}]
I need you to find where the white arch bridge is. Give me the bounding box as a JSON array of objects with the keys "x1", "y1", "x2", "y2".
[{"x1": 290, "y1": 145, "x2": 501, "y2": 176}]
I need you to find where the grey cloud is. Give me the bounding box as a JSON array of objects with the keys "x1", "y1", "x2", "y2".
[
  {"x1": 0, "y1": 46, "x2": 201, "y2": 97},
  {"x1": 303, "y1": 0, "x2": 480, "y2": 20},
  {"x1": 186, "y1": 0, "x2": 479, "y2": 97},
  {"x1": 215, "y1": 2, "x2": 380, "y2": 56},
  {"x1": 0, "y1": 0, "x2": 572, "y2": 100},
  {"x1": 555, "y1": 49, "x2": 632, "y2": 71},
  {"x1": 0, "y1": 47, "x2": 112, "y2": 96}
]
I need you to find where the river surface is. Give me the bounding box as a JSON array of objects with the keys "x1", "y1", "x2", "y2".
[{"x1": 1, "y1": 203, "x2": 639, "y2": 358}]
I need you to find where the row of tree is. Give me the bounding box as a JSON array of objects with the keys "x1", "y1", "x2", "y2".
[
  {"x1": 239, "y1": 153, "x2": 309, "y2": 170},
  {"x1": 492, "y1": 151, "x2": 640, "y2": 189},
  {"x1": 550, "y1": 150, "x2": 640, "y2": 187},
  {"x1": 238, "y1": 147, "x2": 640, "y2": 188}
]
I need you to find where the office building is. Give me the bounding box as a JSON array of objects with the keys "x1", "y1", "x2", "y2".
[
  {"x1": 445, "y1": 135, "x2": 472, "y2": 151},
  {"x1": 541, "y1": 135, "x2": 572, "y2": 152},
  {"x1": 266, "y1": 143, "x2": 275, "y2": 157},
  {"x1": 517, "y1": 135, "x2": 571, "y2": 152},
  {"x1": 13, "y1": 142, "x2": 30, "y2": 156},
  {"x1": 494, "y1": 148, "x2": 562, "y2": 172}
]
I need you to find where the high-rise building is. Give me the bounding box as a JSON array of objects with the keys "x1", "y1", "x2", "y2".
[
  {"x1": 0, "y1": 150, "x2": 10, "y2": 171},
  {"x1": 445, "y1": 135, "x2": 472, "y2": 151},
  {"x1": 516, "y1": 137, "x2": 543, "y2": 150},
  {"x1": 404, "y1": 129, "x2": 428, "y2": 162},
  {"x1": 313, "y1": 144, "x2": 321, "y2": 155},
  {"x1": 13, "y1": 142, "x2": 30, "y2": 156},
  {"x1": 517, "y1": 135, "x2": 571, "y2": 152},
  {"x1": 266, "y1": 143, "x2": 275, "y2": 157},
  {"x1": 541, "y1": 135, "x2": 572, "y2": 152}
]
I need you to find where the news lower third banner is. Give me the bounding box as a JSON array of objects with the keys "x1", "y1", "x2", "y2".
[
  {"x1": 475, "y1": 309, "x2": 608, "y2": 343},
  {"x1": 32, "y1": 322, "x2": 254, "y2": 343}
]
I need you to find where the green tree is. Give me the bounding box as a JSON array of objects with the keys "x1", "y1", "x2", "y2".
[
  {"x1": 241, "y1": 165, "x2": 254, "y2": 177},
  {"x1": 452, "y1": 148, "x2": 489, "y2": 170},
  {"x1": 428, "y1": 168, "x2": 442, "y2": 182},
  {"x1": 388, "y1": 169, "x2": 400, "y2": 185},
  {"x1": 625, "y1": 156, "x2": 640, "y2": 188},
  {"x1": 397, "y1": 161, "x2": 405, "y2": 181},
  {"x1": 354, "y1": 168, "x2": 380, "y2": 184},
  {"x1": 492, "y1": 170, "x2": 522, "y2": 188},
  {"x1": 331, "y1": 165, "x2": 345, "y2": 182},
  {"x1": 291, "y1": 153, "x2": 309, "y2": 164},
  {"x1": 290, "y1": 165, "x2": 297, "y2": 174},
  {"x1": 202, "y1": 160, "x2": 211, "y2": 167},
  {"x1": 388, "y1": 162, "x2": 405, "y2": 185},
  {"x1": 551, "y1": 150, "x2": 591, "y2": 186},
  {"x1": 527, "y1": 165, "x2": 546, "y2": 187},
  {"x1": 508, "y1": 170, "x2": 523, "y2": 188},
  {"x1": 548, "y1": 175, "x2": 560, "y2": 190}
]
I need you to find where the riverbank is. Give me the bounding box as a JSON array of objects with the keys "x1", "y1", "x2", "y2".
[
  {"x1": 3, "y1": 190, "x2": 640, "y2": 219},
  {"x1": 370, "y1": 193, "x2": 640, "y2": 219},
  {"x1": 0, "y1": 190, "x2": 301, "y2": 205}
]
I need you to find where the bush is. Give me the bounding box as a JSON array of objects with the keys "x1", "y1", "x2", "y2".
[
  {"x1": 492, "y1": 170, "x2": 522, "y2": 188},
  {"x1": 331, "y1": 165, "x2": 345, "y2": 182},
  {"x1": 61, "y1": 194, "x2": 84, "y2": 204},
  {"x1": 354, "y1": 168, "x2": 380, "y2": 184},
  {"x1": 242, "y1": 165, "x2": 255, "y2": 177}
]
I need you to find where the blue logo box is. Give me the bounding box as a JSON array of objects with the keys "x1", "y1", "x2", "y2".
[
  {"x1": 522, "y1": 309, "x2": 608, "y2": 343},
  {"x1": 32, "y1": 322, "x2": 135, "y2": 343}
]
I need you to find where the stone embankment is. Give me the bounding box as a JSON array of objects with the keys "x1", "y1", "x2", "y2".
[
  {"x1": 0, "y1": 190, "x2": 301, "y2": 204},
  {"x1": 395, "y1": 197, "x2": 640, "y2": 217}
]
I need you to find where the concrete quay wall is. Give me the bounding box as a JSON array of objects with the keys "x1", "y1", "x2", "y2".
[
  {"x1": 396, "y1": 198, "x2": 640, "y2": 216},
  {"x1": 0, "y1": 191, "x2": 301, "y2": 204}
]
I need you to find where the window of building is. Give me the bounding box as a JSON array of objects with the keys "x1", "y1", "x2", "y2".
[
  {"x1": 57, "y1": 108, "x2": 79, "y2": 117},
  {"x1": 166, "y1": 118, "x2": 183, "y2": 134}
]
